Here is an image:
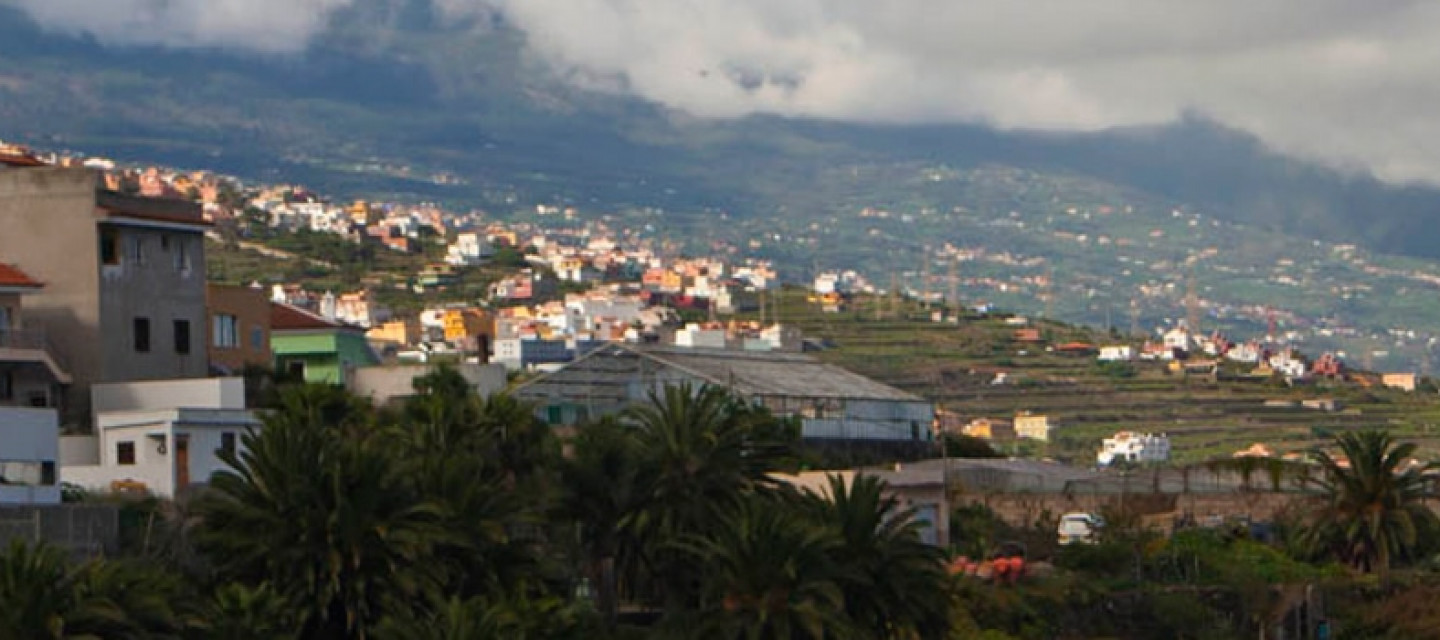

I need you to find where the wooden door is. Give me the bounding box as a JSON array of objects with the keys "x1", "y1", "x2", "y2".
[{"x1": 175, "y1": 435, "x2": 190, "y2": 489}]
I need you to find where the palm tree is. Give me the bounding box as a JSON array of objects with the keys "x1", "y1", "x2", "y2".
[
  {"x1": 676, "y1": 495, "x2": 854, "y2": 640},
  {"x1": 0, "y1": 539, "x2": 189, "y2": 639},
  {"x1": 803, "y1": 474, "x2": 950, "y2": 638},
  {"x1": 559, "y1": 416, "x2": 646, "y2": 625},
  {"x1": 0, "y1": 539, "x2": 80, "y2": 638},
  {"x1": 194, "y1": 389, "x2": 446, "y2": 639},
  {"x1": 623, "y1": 383, "x2": 792, "y2": 607},
  {"x1": 1303, "y1": 430, "x2": 1438, "y2": 586}
]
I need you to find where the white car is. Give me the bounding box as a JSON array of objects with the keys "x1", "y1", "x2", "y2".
[{"x1": 1057, "y1": 512, "x2": 1104, "y2": 545}]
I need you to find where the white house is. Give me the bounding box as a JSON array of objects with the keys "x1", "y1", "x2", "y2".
[
  {"x1": 1268, "y1": 351, "x2": 1308, "y2": 380},
  {"x1": 1097, "y1": 432, "x2": 1171, "y2": 466},
  {"x1": 60, "y1": 378, "x2": 258, "y2": 499},
  {"x1": 1162, "y1": 327, "x2": 1192, "y2": 354},
  {"x1": 1097, "y1": 345, "x2": 1134, "y2": 362},
  {"x1": 0, "y1": 407, "x2": 60, "y2": 504},
  {"x1": 674, "y1": 323, "x2": 727, "y2": 349},
  {"x1": 446, "y1": 231, "x2": 494, "y2": 266},
  {"x1": 1225, "y1": 342, "x2": 1262, "y2": 364}
]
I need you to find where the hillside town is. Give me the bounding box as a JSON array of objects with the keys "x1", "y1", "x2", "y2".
[{"x1": 3, "y1": 139, "x2": 1440, "y2": 637}]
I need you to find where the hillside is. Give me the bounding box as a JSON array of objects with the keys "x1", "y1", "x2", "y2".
[{"x1": 748, "y1": 289, "x2": 1440, "y2": 466}]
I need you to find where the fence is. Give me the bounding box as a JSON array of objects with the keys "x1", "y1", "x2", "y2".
[{"x1": 0, "y1": 504, "x2": 120, "y2": 557}]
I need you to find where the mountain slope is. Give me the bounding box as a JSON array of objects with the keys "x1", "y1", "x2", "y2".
[{"x1": 1, "y1": 2, "x2": 1439, "y2": 260}]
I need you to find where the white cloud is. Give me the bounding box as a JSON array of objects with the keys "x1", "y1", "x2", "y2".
[
  {"x1": 467, "y1": 0, "x2": 1440, "y2": 184},
  {"x1": 13, "y1": 0, "x2": 1440, "y2": 184},
  {"x1": 5, "y1": 0, "x2": 355, "y2": 53}
]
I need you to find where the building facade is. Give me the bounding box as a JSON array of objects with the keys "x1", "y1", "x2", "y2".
[
  {"x1": 206, "y1": 284, "x2": 272, "y2": 374},
  {"x1": 516, "y1": 344, "x2": 935, "y2": 441},
  {"x1": 0, "y1": 168, "x2": 209, "y2": 426}
]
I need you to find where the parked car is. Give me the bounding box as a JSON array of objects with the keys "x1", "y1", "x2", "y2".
[{"x1": 1057, "y1": 512, "x2": 1104, "y2": 545}]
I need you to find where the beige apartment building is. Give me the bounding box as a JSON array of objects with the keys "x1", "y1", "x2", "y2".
[{"x1": 0, "y1": 167, "x2": 210, "y2": 427}]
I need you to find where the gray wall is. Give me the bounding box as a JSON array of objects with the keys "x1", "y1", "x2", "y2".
[
  {"x1": 0, "y1": 168, "x2": 104, "y2": 427},
  {"x1": 0, "y1": 168, "x2": 209, "y2": 428},
  {"x1": 97, "y1": 223, "x2": 209, "y2": 383}
]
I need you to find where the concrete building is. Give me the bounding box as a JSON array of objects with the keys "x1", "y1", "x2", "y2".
[
  {"x1": 493, "y1": 335, "x2": 571, "y2": 371},
  {"x1": 772, "y1": 468, "x2": 948, "y2": 546},
  {"x1": 0, "y1": 406, "x2": 61, "y2": 504},
  {"x1": 1097, "y1": 431, "x2": 1171, "y2": 466},
  {"x1": 206, "y1": 284, "x2": 272, "y2": 374},
  {"x1": 0, "y1": 168, "x2": 210, "y2": 427},
  {"x1": 0, "y1": 264, "x2": 71, "y2": 414},
  {"x1": 271, "y1": 303, "x2": 380, "y2": 386},
  {"x1": 348, "y1": 363, "x2": 507, "y2": 406},
  {"x1": 515, "y1": 343, "x2": 934, "y2": 441},
  {"x1": 1014, "y1": 412, "x2": 1053, "y2": 441},
  {"x1": 61, "y1": 377, "x2": 258, "y2": 499}
]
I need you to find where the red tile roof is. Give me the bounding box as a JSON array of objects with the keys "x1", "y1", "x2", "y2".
[
  {"x1": 0, "y1": 263, "x2": 42, "y2": 288},
  {"x1": 270, "y1": 302, "x2": 344, "y2": 331}
]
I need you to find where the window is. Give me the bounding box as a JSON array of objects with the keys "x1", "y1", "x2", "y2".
[
  {"x1": 286, "y1": 360, "x2": 306, "y2": 380},
  {"x1": 100, "y1": 228, "x2": 119, "y2": 265},
  {"x1": 213, "y1": 314, "x2": 239, "y2": 348},
  {"x1": 220, "y1": 432, "x2": 236, "y2": 457},
  {"x1": 127, "y1": 235, "x2": 145, "y2": 266},
  {"x1": 0, "y1": 461, "x2": 49, "y2": 486},
  {"x1": 116, "y1": 441, "x2": 136, "y2": 465},
  {"x1": 133, "y1": 317, "x2": 151, "y2": 352},
  {"x1": 0, "y1": 373, "x2": 11, "y2": 401},
  {"x1": 250, "y1": 325, "x2": 264, "y2": 349},
  {"x1": 174, "y1": 319, "x2": 191, "y2": 355},
  {"x1": 174, "y1": 239, "x2": 191, "y2": 274}
]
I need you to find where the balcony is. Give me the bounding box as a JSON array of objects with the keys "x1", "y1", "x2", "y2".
[{"x1": 0, "y1": 329, "x2": 71, "y2": 384}]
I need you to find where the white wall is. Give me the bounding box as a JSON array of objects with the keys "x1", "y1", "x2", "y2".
[
  {"x1": 63, "y1": 408, "x2": 257, "y2": 498},
  {"x1": 0, "y1": 407, "x2": 60, "y2": 504},
  {"x1": 92, "y1": 376, "x2": 245, "y2": 413},
  {"x1": 349, "y1": 363, "x2": 507, "y2": 406}
]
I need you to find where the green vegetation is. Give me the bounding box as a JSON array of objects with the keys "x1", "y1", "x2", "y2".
[{"x1": 13, "y1": 366, "x2": 1440, "y2": 637}]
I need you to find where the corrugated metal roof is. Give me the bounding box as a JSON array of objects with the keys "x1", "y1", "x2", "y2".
[{"x1": 617, "y1": 344, "x2": 925, "y2": 402}]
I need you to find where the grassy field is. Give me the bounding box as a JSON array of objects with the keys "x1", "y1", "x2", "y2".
[{"x1": 738, "y1": 289, "x2": 1440, "y2": 466}]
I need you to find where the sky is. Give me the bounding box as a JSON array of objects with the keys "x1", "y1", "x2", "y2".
[{"x1": 9, "y1": 0, "x2": 1440, "y2": 184}]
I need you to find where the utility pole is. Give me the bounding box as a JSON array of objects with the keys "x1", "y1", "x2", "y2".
[
  {"x1": 889, "y1": 272, "x2": 900, "y2": 319},
  {"x1": 1129, "y1": 296, "x2": 1141, "y2": 338},
  {"x1": 920, "y1": 248, "x2": 932, "y2": 309},
  {"x1": 1185, "y1": 265, "x2": 1200, "y2": 334},
  {"x1": 948, "y1": 259, "x2": 959, "y2": 314},
  {"x1": 1042, "y1": 266, "x2": 1055, "y2": 319}
]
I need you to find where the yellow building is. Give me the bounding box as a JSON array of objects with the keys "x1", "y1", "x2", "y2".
[
  {"x1": 443, "y1": 308, "x2": 492, "y2": 343},
  {"x1": 1014, "y1": 412, "x2": 1052, "y2": 441},
  {"x1": 367, "y1": 319, "x2": 421, "y2": 347}
]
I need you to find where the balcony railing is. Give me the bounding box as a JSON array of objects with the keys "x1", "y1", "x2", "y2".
[{"x1": 0, "y1": 328, "x2": 68, "y2": 372}]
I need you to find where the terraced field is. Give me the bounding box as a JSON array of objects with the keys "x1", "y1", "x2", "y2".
[{"x1": 753, "y1": 289, "x2": 1440, "y2": 465}]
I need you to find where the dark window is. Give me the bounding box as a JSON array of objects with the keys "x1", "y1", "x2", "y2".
[
  {"x1": 116, "y1": 441, "x2": 136, "y2": 465},
  {"x1": 0, "y1": 372, "x2": 11, "y2": 401},
  {"x1": 127, "y1": 235, "x2": 144, "y2": 266},
  {"x1": 133, "y1": 317, "x2": 151, "y2": 352},
  {"x1": 174, "y1": 319, "x2": 191, "y2": 354},
  {"x1": 100, "y1": 228, "x2": 120, "y2": 265},
  {"x1": 40, "y1": 462, "x2": 55, "y2": 486},
  {"x1": 286, "y1": 360, "x2": 306, "y2": 379},
  {"x1": 220, "y1": 432, "x2": 236, "y2": 456}
]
